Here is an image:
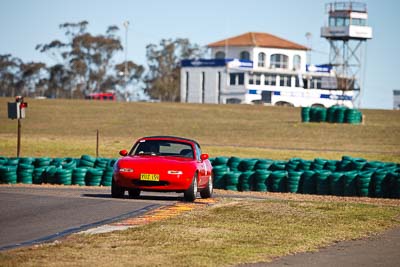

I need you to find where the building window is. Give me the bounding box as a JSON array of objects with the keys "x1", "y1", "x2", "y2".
[
  {"x1": 310, "y1": 77, "x2": 322, "y2": 89},
  {"x1": 240, "y1": 51, "x2": 250, "y2": 61},
  {"x1": 258, "y1": 52, "x2": 266, "y2": 67},
  {"x1": 185, "y1": 72, "x2": 189, "y2": 102},
  {"x1": 264, "y1": 74, "x2": 276, "y2": 86},
  {"x1": 293, "y1": 55, "x2": 301, "y2": 70},
  {"x1": 215, "y1": 51, "x2": 225, "y2": 59},
  {"x1": 248, "y1": 73, "x2": 261, "y2": 85},
  {"x1": 270, "y1": 54, "x2": 288, "y2": 69},
  {"x1": 279, "y1": 75, "x2": 292, "y2": 87},
  {"x1": 229, "y1": 73, "x2": 245, "y2": 85}
]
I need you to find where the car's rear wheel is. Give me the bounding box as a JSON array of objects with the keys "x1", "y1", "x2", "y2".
[
  {"x1": 128, "y1": 188, "x2": 141, "y2": 198},
  {"x1": 184, "y1": 173, "x2": 198, "y2": 202},
  {"x1": 111, "y1": 177, "x2": 125, "y2": 198},
  {"x1": 200, "y1": 175, "x2": 213, "y2": 199}
]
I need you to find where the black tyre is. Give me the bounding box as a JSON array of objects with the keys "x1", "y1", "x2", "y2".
[
  {"x1": 200, "y1": 176, "x2": 213, "y2": 199},
  {"x1": 184, "y1": 173, "x2": 198, "y2": 202},
  {"x1": 128, "y1": 188, "x2": 141, "y2": 198},
  {"x1": 111, "y1": 177, "x2": 125, "y2": 198}
]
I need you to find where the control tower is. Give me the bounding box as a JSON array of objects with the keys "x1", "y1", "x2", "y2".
[{"x1": 321, "y1": 1, "x2": 372, "y2": 107}]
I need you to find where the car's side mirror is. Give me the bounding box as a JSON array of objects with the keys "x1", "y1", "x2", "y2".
[
  {"x1": 200, "y1": 153, "x2": 209, "y2": 161},
  {"x1": 119, "y1": 149, "x2": 128, "y2": 156}
]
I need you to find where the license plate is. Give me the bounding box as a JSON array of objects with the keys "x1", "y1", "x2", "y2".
[{"x1": 140, "y1": 173, "x2": 160, "y2": 181}]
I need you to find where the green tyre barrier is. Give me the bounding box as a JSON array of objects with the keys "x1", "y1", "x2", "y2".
[
  {"x1": 334, "y1": 107, "x2": 346, "y2": 123},
  {"x1": 7, "y1": 158, "x2": 19, "y2": 166},
  {"x1": 301, "y1": 107, "x2": 311, "y2": 122},
  {"x1": 34, "y1": 157, "x2": 51, "y2": 168},
  {"x1": 356, "y1": 170, "x2": 373, "y2": 197},
  {"x1": 252, "y1": 170, "x2": 271, "y2": 192},
  {"x1": 17, "y1": 163, "x2": 34, "y2": 184},
  {"x1": 388, "y1": 172, "x2": 400, "y2": 198},
  {"x1": 85, "y1": 168, "x2": 103, "y2": 186},
  {"x1": 224, "y1": 172, "x2": 240, "y2": 191},
  {"x1": 72, "y1": 168, "x2": 88, "y2": 186},
  {"x1": 0, "y1": 165, "x2": 18, "y2": 184},
  {"x1": 55, "y1": 168, "x2": 73, "y2": 185},
  {"x1": 269, "y1": 171, "x2": 287, "y2": 192},
  {"x1": 315, "y1": 170, "x2": 331, "y2": 195},
  {"x1": 300, "y1": 170, "x2": 316, "y2": 194},
  {"x1": 227, "y1": 157, "x2": 241, "y2": 172},
  {"x1": 287, "y1": 171, "x2": 302, "y2": 193},
  {"x1": 343, "y1": 171, "x2": 358, "y2": 196},
  {"x1": 61, "y1": 158, "x2": 77, "y2": 170},
  {"x1": 101, "y1": 167, "x2": 114, "y2": 186},
  {"x1": 329, "y1": 172, "x2": 344, "y2": 196},
  {"x1": 43, "y1": 166, "x2": 58, "y2": 184},
  {"x1": 212, "y1": 165, "x2": 228, "y2": 189},
  {"x1": 213, "y1": 157, "x2": 229, "y2": 166},
  {"x1": 33, "y1": 167, "x2": 46, "y2": 184},
  {"x1": 238, "y1": 171, "x2": 254, "y2": 191},
  {"x1": 238, "y1": 159, "x2": 257, "y2": 172}
]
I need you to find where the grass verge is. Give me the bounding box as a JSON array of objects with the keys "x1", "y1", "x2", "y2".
[{"x1": 1, "y1": 195, "x2": 399, "y2": 267}]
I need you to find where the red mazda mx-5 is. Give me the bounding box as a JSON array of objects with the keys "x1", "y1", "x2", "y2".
[{"x1": 112, "y1": 136, "x2": 213, "y2": 201}]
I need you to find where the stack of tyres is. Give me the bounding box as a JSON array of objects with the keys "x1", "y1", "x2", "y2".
[
  {"x1": 33, "y1": 167, "x2": 46, "y2": 184},
  {"x1": 350, "y1": 158, "x2": 367, "y2": 171},
  {"x1": 343, "y1": 171, "x2": 358, "y2": 196},
  {"x1": 329, "y1": 172, "x2": 344, "y2": 196},
  {"x1": 309, "y1": 108, "x2": 319, "y2": 122},
  {"x1": 315, "y1": 170, "x2": 331, "y2": 195},
  {"x1": 213, "y1": 157, "x2": 229, "y2": 166},
  {"x1": 224, "y1": 172, "x2": 240, "y2": 191},
  {"x1": 72, "y1": 168, "x2": 88, "y2": 186},
  {"x1": 357, "y1": 170, "x2": 373, "y2": 197},
  {"x1": 301, "y1": 107, "x2": 311, "y2": 122},
  {"x1": 101, "y1": 160, "x2": 115, "y2": 186},
  {"x1": 316, "y1": 107, "x2": 327, "y2": 122},
  {"x1": 337, "y1": 156, "x2": 353, "y2": 171},
  {"x1": 298, "y1": 160, "x2": 312, "y2": 171},
  {"x1": 300, "y1": 170, "x2": 316, "y2": 194},
  {"x1": 239, "y1": 171, "x2": 254, "y2": 191},
  {"x1": 34, "y1": 158, "x2": 51, "y2": 168},
  {"x1": 227, "y1": 157, "x2": 241, "y2": 172},
  {"x1": 50, "y1": 158, "x2": 64, "y2": 167},
  {"x1": 85, "y1": 168, "x2": 103, "y2": 186},
  {"x1": 334, "y1": 107, "x2": 347, "y2": 123},
  {"x1": 269, "y1": 161, "x2": 286, "y2": 171},
  {"x1": 95, "y1": 158, "x2": 108, "y2": 170},
  {"x1": 213, "y1": 165, "x2": 228, "y2": 189},
  {"x1": 312, "y1": 158, "x2": 327, "y2": 171},
  {"x1": 17, "y1": 164, "x2": 34, "y2": 184},
  {"x1": 286, "y1": 159, "x2": 301, "y2": 171},
  {"x1": 0, "y1": 165, "x2": 17, "y2": 184},
  {"x1": 345, "y1": 109, "x2": 362, "y2": 124},
  {"x1": 7, "y1": 158, "x2": 19, "y2": 166},
  {"x1": 238, "y1": 159, "x2": 257, "y2": 172},
  {"x1": 254, "y1": 159, "x2": 273, "y2": 170},
  {"x1": 43, "y1": 166, "x2": 58, "y2": 184},
  {"x1": 79, "y1": 155, "x2": 96, "y2": 168},
  {"x1": 252, "y1": 170, "x2": 270, "y2": 192},
  {"x1": 388, "y1": 172, "x2": 400, "y2": 198},
  {"x1": 269, "y1": 171, "x2": 287, "y2": 192},
  {"x1": 0, "y1": 157, "x2": 7, "y2": 165},
  {"x1": 325, "y1": 160, "x2": 338, "y2": 172},
  {"x1": 327, "y1": 106, "x2": 338, "y2": 123},
  {"x1": 55, "y1": 168, "x2": 72, "y2": 185},
  {"x1": 287, "y1": 171, "x2": 302, "y2": 193},
  {"x1": 61, "y1": 158, "x2": 77, "y2": 170}
]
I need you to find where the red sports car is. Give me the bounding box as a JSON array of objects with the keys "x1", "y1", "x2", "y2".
[{"x1": 112, "y1": 136, "x2": 213, "y2": 201}]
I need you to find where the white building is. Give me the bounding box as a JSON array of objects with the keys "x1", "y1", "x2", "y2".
[
  {"x1": 180, "y1": 32, "x2": 354, "y2": 107},
  {"x1": 394, "y1": 90, "x2": 400, "y2": 110}
]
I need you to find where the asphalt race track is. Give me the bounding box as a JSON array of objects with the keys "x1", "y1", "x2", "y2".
[{"x1": 0, "y1": 186, "x2": 180, "y2": 251}]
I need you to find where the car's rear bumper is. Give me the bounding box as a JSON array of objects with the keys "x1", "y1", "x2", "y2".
[{"x1": 114, "y1": 172, "x2": 192, "y2": 192}]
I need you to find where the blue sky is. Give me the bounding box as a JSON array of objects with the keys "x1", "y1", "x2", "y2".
[{"x1": 0, "y1": 0, "x2": 399, "y2": 109}]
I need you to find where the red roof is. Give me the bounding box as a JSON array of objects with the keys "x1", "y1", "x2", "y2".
[{"x1": 207, "y1": 32, "x2": 308, "y2": 51}]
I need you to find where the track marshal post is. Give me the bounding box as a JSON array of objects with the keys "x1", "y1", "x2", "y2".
[{"x1": 7, "y1": 96, "x2": 28, "y2": 157}]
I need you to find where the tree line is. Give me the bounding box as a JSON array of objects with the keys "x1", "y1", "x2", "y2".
[{"x1": 0, "y1": 21, "x2": 205, "y2": 101}]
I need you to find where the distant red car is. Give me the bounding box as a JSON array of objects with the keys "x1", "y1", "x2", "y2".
[{"x1": 112, "y1": 136, "x2": 213, "y2": 201}]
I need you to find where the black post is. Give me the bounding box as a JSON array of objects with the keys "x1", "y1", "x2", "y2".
[
  {"x1": 17, "y1": 118, "x2": 21, "y2": 157},
  {"x1": 96, "y1": 129, "x2": 99, "y2": 158}
]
